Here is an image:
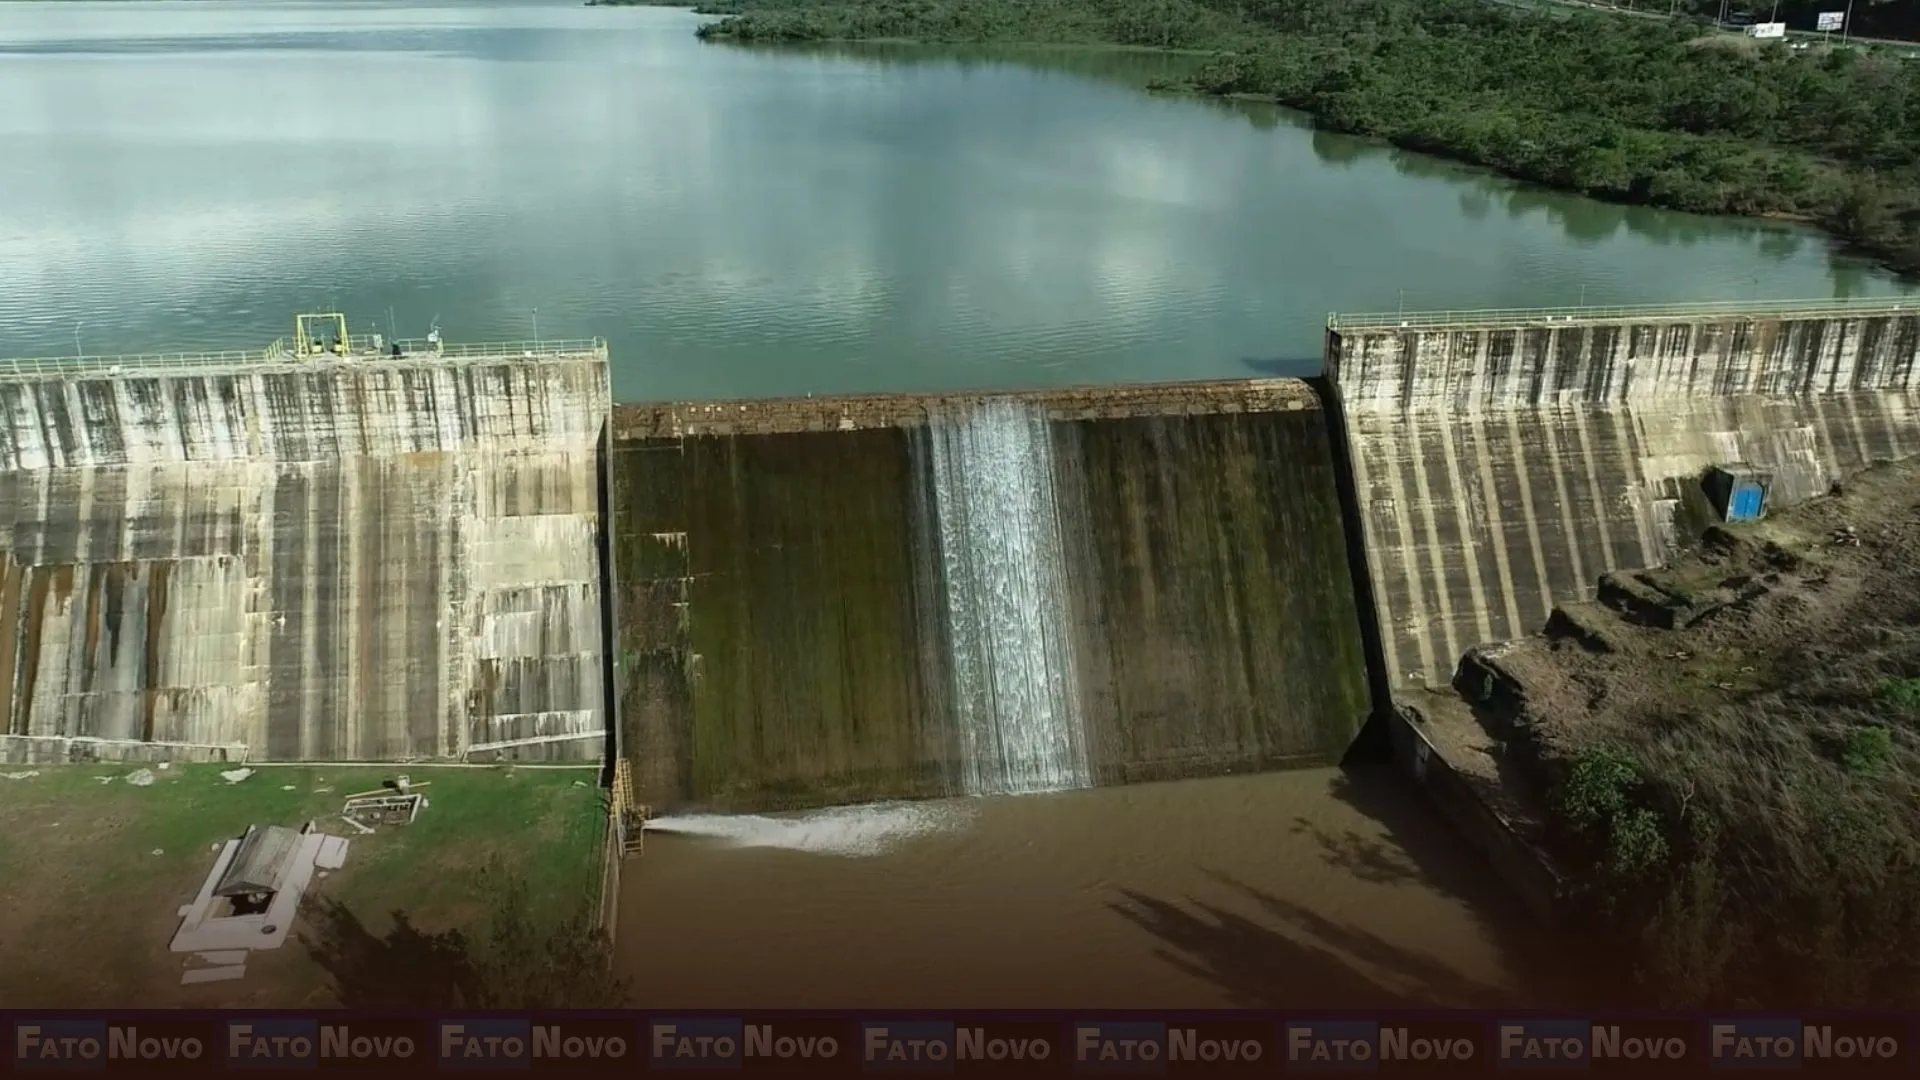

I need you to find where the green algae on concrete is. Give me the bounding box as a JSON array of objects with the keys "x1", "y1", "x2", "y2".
[
  {"x1": 613, "y1": 427, "x2": 953, "y2": 811},
  {"x1": 1058, "y1": 410, "x2": 1371, "y2": 783},
  {"x1": 608, "y1": 381, "x2": 1374, "y2": 813}
]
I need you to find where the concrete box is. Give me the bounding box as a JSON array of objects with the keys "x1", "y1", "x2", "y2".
[{"x1": 1706, "y1": 464, "x2": 1773, "y2": 522}]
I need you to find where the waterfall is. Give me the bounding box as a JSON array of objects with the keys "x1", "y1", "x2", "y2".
[{"x1": 926, "y1": 400, "x2": 1092, "y2": 796}]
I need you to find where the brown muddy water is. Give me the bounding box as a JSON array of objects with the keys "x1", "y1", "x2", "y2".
[{"x1": 614, "y1": 766, "x2": 1578, "y2": 1009}]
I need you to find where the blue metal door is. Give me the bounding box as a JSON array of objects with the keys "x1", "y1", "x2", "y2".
[{"x1": 1730, "y1": 483, "x2": 1764, "y2": 521}]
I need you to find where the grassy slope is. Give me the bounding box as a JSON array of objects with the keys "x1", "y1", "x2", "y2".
[
  {"x1": 0, "y1": 763, "x2": 602, "y2": 1008},
  {"x1": 649, "y1": 0, "x2": 1920, "y2": 281}
]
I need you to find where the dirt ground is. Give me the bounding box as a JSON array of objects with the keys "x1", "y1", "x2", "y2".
[
  {"x1": 1475, "y1": 456, "x2": 1920, "y2": 764},
  {"x1": 0, "y1": 763, "x2": 604, "y2": 1009},
  {"x1": 1431, "y1": 457, "x2": 1920, "y2": 1004}
]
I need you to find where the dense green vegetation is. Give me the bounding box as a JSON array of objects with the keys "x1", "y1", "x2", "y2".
[{"x1": 680, "y1": 0, "x2": 1920, "y2": 277}]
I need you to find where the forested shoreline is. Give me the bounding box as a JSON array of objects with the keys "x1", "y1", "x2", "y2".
[{"x1": 649, "y1": 0, "x2": 1920, "y2": 279}]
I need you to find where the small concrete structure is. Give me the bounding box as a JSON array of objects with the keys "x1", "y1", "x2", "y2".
[
  {"x1": 170, "y1": 824, "x2": 330, "y2": 959},
  {"x1": 1705, "y1": 463, "x2": 1773, "y2": 522},
  {"x1": 216, "y1": 824, "x2": 303, "y2": 898}
]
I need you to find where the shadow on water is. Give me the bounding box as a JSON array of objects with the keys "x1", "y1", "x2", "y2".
[
  {"x1": 1108, "y1": 868, "x2": 1508, "y2": 1008},
  {"x1": 1236, "y1": 355, "x2": 1320, "y2": 378},
  {"x1": 1327, "y1": 765, "x2": 1610, "y2": 1007},
  {"x1": 1110, "y1": 766, "x2": 1586, "y2": 1008},
  {"x1": 1317, "y1": 767, "x2": 1524, "y2": 914}
]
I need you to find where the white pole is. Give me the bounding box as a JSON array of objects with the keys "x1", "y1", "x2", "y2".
[
  {"x1": 1842, "y1": 0, "x2": 1854, "y2": 40},
  {"x1": 533, "y1": 307, "x2": 541, "y2": 347},
  {"x1": 74, "y1": 320, "x2": 83, "y2": 359}
]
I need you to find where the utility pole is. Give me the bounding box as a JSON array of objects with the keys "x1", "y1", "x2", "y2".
[
  {"x1": 1842, "y1": 0, "x2": 1854, "y2": 40},
  {"x1": 532, "y1": 307, "x2": 540, "y2": 348},
  {"x1": 73, "y1": 320, "x2": 83, "y2": 359}
]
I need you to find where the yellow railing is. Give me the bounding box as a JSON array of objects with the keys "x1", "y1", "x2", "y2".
[
  {"x1": 0, "y1": 338, "x2": 607, "y2": 380},
  {"x1": 1328, "y1": 296, "x2": 1916, "y2": 332}
]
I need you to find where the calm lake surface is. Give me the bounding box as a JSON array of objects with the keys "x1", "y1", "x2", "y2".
[
  {"x1": 0, "y1": 0, "x2": 1890, "y2": 1006},
  {"x1": 0, "y1": 0, "x2": 1913, "y2": 402}
]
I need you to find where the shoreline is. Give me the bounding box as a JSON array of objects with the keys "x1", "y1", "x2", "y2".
[{"x1": 659, "y1": 7, "x2": 1919, "y2": 284}]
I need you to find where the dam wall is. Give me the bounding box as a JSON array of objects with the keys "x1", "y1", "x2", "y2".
[
  {"x1": 1328, "y1": 298, "x2": 1920, "y2": 690},
  {"x1": 0, "y1": 345, "x2": 612, "y2": 764},
  {"x1": 609, "y1": 381, "x2": 1371, "y2": 813}
]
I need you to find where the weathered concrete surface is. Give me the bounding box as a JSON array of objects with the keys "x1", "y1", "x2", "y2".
[
  {"x1": 0, "y1": 349, "x2": 611, "y2": 764},
  {"x1": 610, "y1": 380, "x2": 1370, "y2": 812},
  {"x1": 1328, "y1": 300, "x2": 1920, "y2": 690}
]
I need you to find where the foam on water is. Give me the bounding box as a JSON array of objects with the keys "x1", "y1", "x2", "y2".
[{"x1": 642, "y1": 801, "x2": 973, "y2": 858}]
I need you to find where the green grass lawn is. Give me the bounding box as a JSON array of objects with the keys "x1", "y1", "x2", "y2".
[{"x1": 0, "y1": 762, "x2": 605, "y2": 1008}]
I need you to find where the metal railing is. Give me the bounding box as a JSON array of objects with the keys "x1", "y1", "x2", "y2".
[
  {"x1": 393, "y1": 337, "x2": 604, "y2": 360},
  {"x1": 1328, "y1": 296, "x2": 1915, "y2": 332},
  {"x1": 0, "y1": 347, "x2": 286, "y2": 379},
  {"x1": 0, "y1": 337, "x2": 606, "y2": 380}
]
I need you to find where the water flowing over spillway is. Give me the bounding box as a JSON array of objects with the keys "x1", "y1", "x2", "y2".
[
  {"x1": 925, "y1": 400, "x2": 1092, "y2": 796},
  {"x1": 612, "y1": 383, "x2": 1373, "y2": 813}
]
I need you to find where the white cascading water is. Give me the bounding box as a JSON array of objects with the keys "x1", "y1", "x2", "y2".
[
  {"x1": 643, "y1": 802, "x2": 971, "y2": 858},
  {"x1": 926, "y1": 399, "x2": 1092, "y2": 796}
]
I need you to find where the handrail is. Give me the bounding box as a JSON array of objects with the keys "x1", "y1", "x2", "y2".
[
  {"x1": 0, "y1": 338, "x2": 607, "y2": 379},
  {"x1": 1328, "y1": 296, "x2": 1915, "y2": 332}
]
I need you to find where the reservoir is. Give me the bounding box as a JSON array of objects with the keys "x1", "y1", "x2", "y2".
[
  {"x1": 0, "y1": 0, "x2": 1909, "y2": 1007},
  {"x1": 0, "y1": 0, "x2": 1911, "y2": 401}
]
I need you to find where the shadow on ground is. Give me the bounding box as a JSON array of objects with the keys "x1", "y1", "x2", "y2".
[{"x1": 302, "y1": 896, "x2": 474, "y2": 1007}]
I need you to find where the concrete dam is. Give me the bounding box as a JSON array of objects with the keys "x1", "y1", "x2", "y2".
[
  {"x1": 608, "y1": 383, "x2": 1370, "y2": 812},
  {"x1": 0, "y1": 342, "x2": 611, "y2": 764},
  {"x1": 4, "y1": 296, "x2": 1917, "y2": 821},
  {"x1": 1329, "y1": 298, "x2": 1920, "y2": 691}
]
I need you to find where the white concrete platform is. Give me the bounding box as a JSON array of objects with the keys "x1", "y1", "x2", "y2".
[{"x1": 169, "y1": 831, "x2": 326, "y2": 954}]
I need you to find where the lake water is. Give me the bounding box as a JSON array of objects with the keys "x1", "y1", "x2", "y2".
[
  {"x1": 0, "y1": 0, "x2": 1896, "y2": 1007},
  {"x1": 0, "y1": 0, "x2": 1912, "y2": 402}
]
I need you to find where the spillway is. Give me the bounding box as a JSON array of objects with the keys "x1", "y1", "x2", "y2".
[
  {"x1": 609, "y1": 380, "x2": 1373, "y2": 813},
  {"x1": 922, "y1": 400, "x2": 1090, "y2": 796}
]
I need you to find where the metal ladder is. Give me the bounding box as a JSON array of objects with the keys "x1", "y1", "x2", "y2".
[{"x1": 612, "y1": 758, "x2": 648, "y2": 856}]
